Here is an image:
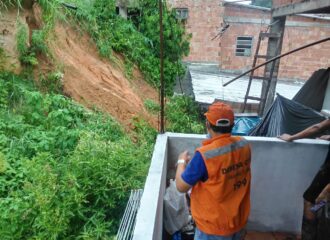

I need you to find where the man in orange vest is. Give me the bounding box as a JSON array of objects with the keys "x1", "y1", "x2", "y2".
[{"x1": 175, "y1": 102, "x2": 251, "y2": 240}]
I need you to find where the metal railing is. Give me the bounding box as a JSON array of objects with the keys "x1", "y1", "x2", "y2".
[{"x1": 116, "y1": 189, "x2": 143, "y2": 240}]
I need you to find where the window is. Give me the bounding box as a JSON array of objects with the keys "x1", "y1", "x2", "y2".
[
  {"x1": 236, "y1": 36, "x2": 253, "y2": 57},
  {"x1": 175, "y1": 8, "x2": 188, "y2": 20}
]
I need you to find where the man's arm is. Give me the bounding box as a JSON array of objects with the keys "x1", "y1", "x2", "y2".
[
  {"x1": 278, "y1": 119, "x2": 330, "y2": 142},
  {"x1": 175, "y1": 150, "x2": 192, "y2": 193},
  {"x1": 315, "y1": 183, "x2": 330, "y2": 203}
]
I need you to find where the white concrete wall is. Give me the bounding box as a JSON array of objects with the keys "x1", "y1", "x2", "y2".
[
  {"x1": 133, "y1": 134, "x2": 168, "y2": 240},
  {"x1": 133, "y1": 133, "x2": 329, "y2": 239}
]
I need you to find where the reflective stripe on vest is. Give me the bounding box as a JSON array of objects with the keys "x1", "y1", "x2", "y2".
[{"x1": 203, "y1": 139, "x2": 248, "y2": 160}]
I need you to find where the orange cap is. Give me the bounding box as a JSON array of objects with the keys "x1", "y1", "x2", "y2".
[{"x1": 204, "y1": 102, "x2": 234, "y2": 126}]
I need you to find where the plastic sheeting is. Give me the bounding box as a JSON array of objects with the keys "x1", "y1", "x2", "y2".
[
  {"x1": 249, "y1": 94, "x2": 326, "y2": 137},
  {"x1": 163, "y1": 180, "x2": 190, "y2": 235},
  {"x1": 293, "y1": 68, "x2": 330, "y2": 111},
  {"x1": 233, "y1": 117, "x2": 260, "y2": 136}
]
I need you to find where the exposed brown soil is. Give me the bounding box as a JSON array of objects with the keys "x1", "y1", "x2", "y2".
[
  {"x1": 1, "y1": 4, "x2": 159, "y2": 129},
  {"x1": 0, "y1": 9, "x2": 26, "y2": 73},
  {"x1": 49, "y1": 23, "x2": 158, "y2": 128}
]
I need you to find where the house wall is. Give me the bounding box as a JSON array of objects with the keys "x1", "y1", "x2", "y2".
[
  {"x1": 167, "y1": 0, "x2": 223, "y2": 63},
  {"x1": 168, "y1": 0, "x2": 330, "y2": 81},
  {"x1": 220, "y1": 4, "x2": 270, "y2": 77},
  {"x1": 222, "y1": 4, "x2": 330, "y2": 81}
]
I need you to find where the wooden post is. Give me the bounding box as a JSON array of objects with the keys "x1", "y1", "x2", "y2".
[{"x1": 260, "y1": 16, "x2": 286, "y2": 115}]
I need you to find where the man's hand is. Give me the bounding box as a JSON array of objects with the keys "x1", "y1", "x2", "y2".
[
  {"x1": 318, "y1": 135, "x2": 330, "y2": 141},
  {"x1": 175, "y1": 150, "x2": 192, "y2": 193},
  {"x1": 178, "y1": 150, "x2": 191, "y2": 165},
  {"x1": 315, "y1": 184, "x2": 330, "y2": 203},
  {"x1": 278, "y1": 134, "x2": 293, "y2": 142}
]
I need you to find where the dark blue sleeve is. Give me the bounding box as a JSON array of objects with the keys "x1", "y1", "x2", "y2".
[{"x1": 181, "y1": 151, "x2": 208, "y2": 186}]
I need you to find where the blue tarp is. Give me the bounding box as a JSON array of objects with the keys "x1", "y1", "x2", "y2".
[{"x1": 232, "y1": 116, "x2": 260, "y2": 136}]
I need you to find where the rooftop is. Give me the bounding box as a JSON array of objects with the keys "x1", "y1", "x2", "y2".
[
  {"x1": 223, "y1": 1, "x2": 330, "y2": 21},
  {"x1": 188, "y1": 63, "x2": 303, "y2": 105}
]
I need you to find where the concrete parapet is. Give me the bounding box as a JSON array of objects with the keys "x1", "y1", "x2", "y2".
[{"x1": 133, "y1": 133, "x2": 329, "y2": 239}]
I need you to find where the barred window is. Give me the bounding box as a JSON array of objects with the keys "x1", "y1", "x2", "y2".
[
  {"x1": 175, "y1": 8, "x2": 188, "y2": 20},
  {"x1": 236, "y1": 36, "x2": 253, "y2": 57}
]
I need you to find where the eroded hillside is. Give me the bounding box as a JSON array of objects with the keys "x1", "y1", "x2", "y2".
[{"x1": 0, "y1": 3, "x2": 158, "y2": 128}]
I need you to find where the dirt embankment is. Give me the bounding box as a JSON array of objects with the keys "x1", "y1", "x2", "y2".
[
  {"x1": 50, "y1": 24, "x2": 158, "y2": 128},
  {"x1": 1, "y1": 4, "x2": 158, "y2": 128},
  {"x1": 0, "y1": 9, "x2": 25, "y2": 73}
]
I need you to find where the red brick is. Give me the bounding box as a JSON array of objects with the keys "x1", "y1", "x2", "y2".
[{"x1": 169, "y1": 0, "x2": 330, "y2": 81}]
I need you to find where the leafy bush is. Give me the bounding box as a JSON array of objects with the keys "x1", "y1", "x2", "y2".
[
  {"x1": 31, "y1": 30, "x2": 49, "y2": 56},
  {"x1": 143, "y1": 96, "x2": 204, "y2": 134},
  {"x1": 144, "y1": 99, "x2": 160, "y2": 114},
  {"x1": 16, "y1": 21, "x2": 37, "y2": 66},
  {"x1": 165, "y1": 95, "x2": 205, "y2": 134},
  {"x1": 0, "y1": 72, "x2": 156, "y2": 239},
  {"x1": 124, "y1": 59, "x2": 134, "y2": 79},
  {"x1": 16, "y1": 22, "x2": 40, "y2": 67},
  {"x1": 39, "y1": 70, "x2": 64, "y2": 93}
]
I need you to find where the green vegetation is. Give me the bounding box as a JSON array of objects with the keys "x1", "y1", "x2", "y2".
[
  {"x1": 39, "y1": 70, "x2": 64, "y2": 93},
  {"x1": 144, "y1": 99, "x2": 160, "y2": 114},
  {"x1": 0, "y1": 72, "x2": 156, "y2": 239},
  {"x1": 12, "y1": 0, "x2": 189, "y2": 94},
  {"x1": 0, "y1": 72, "x2": 201, "y2": 240},
  {"x1": 69, "y1": 0, "x2": 190, "y2": 94},
  {"x1": 166, "y1": 95, "x2": 204, "y2": 134},
  {"x1": 31, "y1": 29, "x2": 49, "y2": 56},
  {"x1": 144, "y1": 96, "x2": 204, "y2": 133},
  {"x1": 0, "y1": 47, "x2": 7, "y2": 71},
  {"x1": 0, "y1": 0, "x2": 21, "y2": 10},
  {"x1": 16, "y1": 21, "x2": 38, "y2": 66},
  {"x1": 0, "y1": 1, "x2": 204, "y2": 238}
]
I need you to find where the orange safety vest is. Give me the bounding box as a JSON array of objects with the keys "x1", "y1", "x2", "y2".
[{"x1": 191, "y1": 133, "x2": 251, "y2": 236}]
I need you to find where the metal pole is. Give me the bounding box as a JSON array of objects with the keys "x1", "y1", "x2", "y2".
[
  {"x1": 159, "y1": 0, "x2": 165, "y2": 133},
  {"x1": 223, "y1": 37, "x2": 330, "y2": 87}
]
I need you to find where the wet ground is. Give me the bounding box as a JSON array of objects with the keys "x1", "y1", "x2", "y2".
[{"x1": 188, "y1": 64, "x2": 304, "y2": 104}]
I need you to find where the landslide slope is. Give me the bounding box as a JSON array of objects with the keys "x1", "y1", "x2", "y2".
[
  {"x1": 0, "y1": 4, "x2": 158, "y2": 128},
  {"x1": 50, "y1": 23, "x2": 158, "y2": 127}
]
